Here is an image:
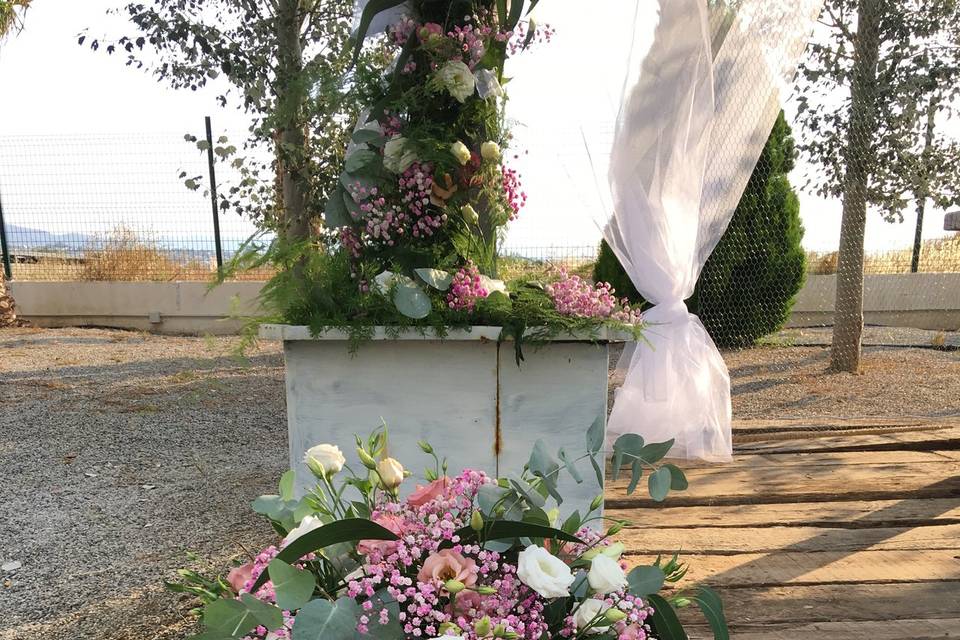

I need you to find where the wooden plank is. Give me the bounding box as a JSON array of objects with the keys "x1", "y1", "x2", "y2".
[
  {"x1": 606, "y1": 498, "x2": 960, "y2": 529},
  {"x1": 618, "y1": 523, "x2": 960, "y2": 554},
  {"x1": 695, "y1": 618, "x2": 960, "y2": 640},
  {"x1": 735, "y1": 427, "x2": 960, "y2": 454},
  {"x1": 606, "y1": 459, "x2": 960, "y2": 506},
  {"x1": 694, "y1": 582, "x2": 960, "y2": 625},
  {"x1": 673, "y1": 449, "x2": 954, "y2": 470},
  {"x1": 733, "y1": 417, "x2": 958, "y2": 435},
  {"x1": 624, "y1": 549, "x2": 960, "y2": 587}
]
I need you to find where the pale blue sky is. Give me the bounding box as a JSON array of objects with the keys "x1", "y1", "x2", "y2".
[{"x1": 0, "y1": 0, "x2": 953, "y2": 254}]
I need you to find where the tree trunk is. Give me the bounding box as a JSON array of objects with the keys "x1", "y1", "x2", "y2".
[
  {"x1": 0, "y1": 275, "x2": 18, "y2": 328},
  {"x1": 910, "y1": 97, "x2": 938, "y2": 273},
  {"x1": 275, "y1": 0, "x2": 311, "y2": 245},
  {"x1": 830, "y1": 0, "x2": 883, "y2": 373}
]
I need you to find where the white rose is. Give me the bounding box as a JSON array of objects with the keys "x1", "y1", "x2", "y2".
[
  {"x1": 475, "y1": 68, "x2": 503, "y2": 99},
  {"x1": 377, "y1": 457, "x2": 405, "y2": 489},
  {"x1": 437, "y1": 60, "x2": 476, "y2": 103},
  {"x1": 304, "y1": 443, "x2": 346, "y2": 477},
  {"x1": 480, "y1": 141, "x2": 501, "y2": 162},
  {"x1": 574, "y1": 598, "x2": 612, "y2": 634},
  {"x1": 587, "y1": 554, "x2": 628, "y2": 595},
  {"x1": 461, "y1": 204, "x2": 479, "y2": 225},
  {"x1": 450, "y1": 140, "x2": 472, "y2": 165},
  {"x1": 284, "y1": 514, "x2": 324, "y2": 545},
  {"x1": 383, "y1": 136, "x2": 418, "y2": 174},
  {"x1": 516, "y1": 545, "x2": 575, "y2": 598}
]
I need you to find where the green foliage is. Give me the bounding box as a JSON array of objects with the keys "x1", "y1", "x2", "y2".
[{"x1": 593, "y1": 111, "x2": 806, "y2": 348}]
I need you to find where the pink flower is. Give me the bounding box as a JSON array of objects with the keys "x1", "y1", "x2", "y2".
[
  {"x1": 357, "y1": 514, "x2": 405, "y2": 557},
  {"x1": 417, "y1": 549, "x2": 479, "y2": 588},
  {"x1": 620, "y1": 624, "x2": 648, "y2": 640},
  {"x1": 226, "y1": 562, "x2": 254, "y2": 593},
  {"x1": 407, "y1": 477, "x2": 451, "y2": 507}
]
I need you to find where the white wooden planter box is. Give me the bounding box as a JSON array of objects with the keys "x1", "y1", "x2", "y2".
[{"x1": 261, "y1": 324, "x2": 625, "y2": 514}]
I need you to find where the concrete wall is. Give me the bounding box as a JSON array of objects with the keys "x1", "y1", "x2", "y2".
[
  {"x1": 788, "y1": 273, "x2": 960, "y2": 331},
  {"x1": 8, "y1": 273, "x2": 960, "y2": 335},
  {"x1": 8, "y1": 281, "x2": 264, "y2": 335}
]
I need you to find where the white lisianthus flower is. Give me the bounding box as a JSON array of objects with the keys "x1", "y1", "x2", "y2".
[
  {"x1": 437, "y1": 60, "x2": 476, "y2": 103},
  {"x1": 480, "y1": 141, "x2": 501, "y2": 162},
  {"x1": 574, "y1": 598, "x2": 612, "y2": 634},
  {"x1": 383, "y1": 136, "x2": 418, "y2": 174},
  {"x1": 516, "y1": 545, "x2": 575, "y2": 598},
  {"x1": 284, "y1": 514, "x2": 324, "y2": 545},
  {"x1": 479, "y1": 275, "x2": 507, "y2": 296},
  {"x1": 587, "y1": 554, "x2": 628, "y2": 595},
  {"x1": 450, "y1": 140, "x2": 472, "y2": 165},
  {"x1": 461, "y1": 204, "x2": 479, "y2": 225},
  {"x1": 475, "y1": 68, "x2": 504, "y2": 99},
  {"x1": 377, "y1": 457, "x2": 405, "y2": 489},
  {"x1": 304, "y1": 443, "x2": 346, "y2": 477}
]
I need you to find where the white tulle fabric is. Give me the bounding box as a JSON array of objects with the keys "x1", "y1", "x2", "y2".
[{"x1": 604, "y1": 0, "x2": 823, "y2": 460}]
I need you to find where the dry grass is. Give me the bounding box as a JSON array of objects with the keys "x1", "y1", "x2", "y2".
[
  {"x1": 498, "y1": 255, "x2": 594, "y2": 283},
  {"x1": 808, "y1": 234, "x2": 960, "y2": 275}
]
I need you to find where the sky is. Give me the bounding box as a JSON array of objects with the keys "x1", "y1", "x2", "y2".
[{"x1": 0, "y1": 0, "x2": 955, "y2": 255}]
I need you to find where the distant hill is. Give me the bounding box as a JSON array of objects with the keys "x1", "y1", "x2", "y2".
[{"x1": 5, "y1": 224, "x2": 95, "y2": 252}]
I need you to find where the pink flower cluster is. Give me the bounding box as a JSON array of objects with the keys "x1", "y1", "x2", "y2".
[
  {"x1": 501, "y1": 166, "x2": 526, "y2": 221},
  {"x1": 446, "y1": 262, "x2": 489, "y2": 311},
  {"x1": 545, "y1": 270, "x2": 643, "y2": 324}
]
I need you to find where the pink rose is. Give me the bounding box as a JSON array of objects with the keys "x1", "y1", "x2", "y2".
[
  {"x1": 417, "y1": 549, "x2": 478, "y2": 588},
  {"x1": 357, "y1": 514, "x2": 405, "y2": 557},
  {"x1": 407, "y1": 477, "x2": 451, "y2": 507},
  {"x1": 621, "y1": 624, "x2": 647, "y2": 640},
  {"x1": 226, "y1": 562, "x2": 254, "y2": 593}
]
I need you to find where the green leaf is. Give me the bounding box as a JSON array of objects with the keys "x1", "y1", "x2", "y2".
[
  {"x1": 648, "y1": 467, "x2": 672, "y2": 502},
  {"x1": 496, "y1": 0, "x2": 508, "y2": 24},
  {"x1": 268, "y1": 559, "x2": 315, "y2": 611},
  {"x1": 365, "y1": 591, "x2": 402, "y2": 639},
  {"x1": 693, "y1": 586, "x2": 729, "y2": 640},
  {"x1": 239, "y1": 594, "x2": 284, "y2": 631},
  {"x1": 638, "y1": 439, "x2": 675, "y2": 465},
  {"x1": 561, "y1": 509, "x2": 581, "y2": 534},
  {"x1": 507, "y1": 0, "x2": 525, "y2": 29},
  {"x1": 393, "y1": 282, "x2": 432, "y2": 319},
  {"x1": 279, "y1": 470, "x2": 296, "y2": 502},
  {"x1": 664, "y1": 464, "x2": 689, "y2": 491},
  {"x1": 414, "y1": 268, "x2": 453, "y2": 291},
  {"x1": 351, "y1": 129, "x2": 386, "y2": 146},
  {"x1": 450, "y1": 520, "x2": 584, "y2": 548},
  {"x1": 324, "y1": 189, "x2": 350, "y2": 228},
  {"x1": 557, "y1": 447, "x2": 583, "y2": 483},
  {"x1": 251, "y1": 519, "x2": 398, "y2": 592},
  {"x1": 345, "y1": 149, "x2": 377, "y2": 173},
  {"x1": 586, "y1": 413, "x2": 605, "y2": 454},
  {"x1": 626, "y1": 462, "x2": 643, "y2": 495},
  {"x1": 646, "y1": 593, "x2": 689, "y2": 640},
  {"x1": 293, "y1": 597, "x2": 360, "y2": 640},
  {"x1": 626, "y1": 565, "x2": 666, "y2": 596},
  {"x1": 528, "y1": 440, "x2": 561, "y2": 501},
  {"x1": 203, "y1": 598, "x2": 257, "y2": 637},
  {"x1": 351, "y1": 0, "x2": 407, "y2": 66},
  {"x1": 589, "y1": 455, "x2": 604, "y2": 488}
]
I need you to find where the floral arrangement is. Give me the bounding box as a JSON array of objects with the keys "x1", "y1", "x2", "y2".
[
  {"x1": 246, "y1": 0, "x2": 642, "y2": 347},
  {"x1": 169, "y1": 425, "x2": 728, "y2": 640}
]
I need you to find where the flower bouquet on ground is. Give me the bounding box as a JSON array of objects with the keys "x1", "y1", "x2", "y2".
[{"x1": 169, "y1": 424, "x2": 728, "y2": 640}]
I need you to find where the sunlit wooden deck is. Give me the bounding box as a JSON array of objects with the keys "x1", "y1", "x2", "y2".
[{"x1": 608, "y1": 418, "x2": 960, "y2": 639}]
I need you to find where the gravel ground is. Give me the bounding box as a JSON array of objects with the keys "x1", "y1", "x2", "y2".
[{"x1": 1, "y1": 327, "x2": 957, "y2": 639}]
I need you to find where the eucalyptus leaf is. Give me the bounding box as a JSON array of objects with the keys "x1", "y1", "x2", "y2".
[
  {"x1": 589, "y1": 455, "x2": 604, "y2": 488},
  {"x1": 203, "y1": 598, "x2": 257, "y2": 637},
  {"x1": 239, "y1": 593, "x2": 284, "y2": 631},
  {"x1": 626, "y1": 461, "x2": 644, "y2": 495},
  {"x1": 345, "y1": 149, "x2": 377, "y2": 173},
  {"x1": 664, "y1": 463, "x2": 689, "y2": 491},
  {"x1": 648, "y1": 467, "x2": 672, "y2": 502},
  {"x1": 268, "y1": 559, "x2": 315, "y2": 611},
  {"x1": 586, "y1": 413, "x2": 605, "y2": 454},
  {"x1": 414, "y1": 268, "x2": 453, "y2": 291},
  {"x1": 279, "y1": 470, "x2": 295, "y2": 502},
  {"x1": 392, "y1": 282, "x2": 432, "y2": 319},
  {"x1": 557, "y1": 447, "x2": 583, "y2": 483},
  {"x1": 638, "y1": 439, "x2": 676, "y2": 465},
  {"x1": 351, "y1": 128, "x2": 386, "y2": 147},
  {"x1": 293, "y1": 597, "x2": 360, "y2": 640},
  {"x1": 626, "y1": 565, "x2": 666, "y2": 596}
]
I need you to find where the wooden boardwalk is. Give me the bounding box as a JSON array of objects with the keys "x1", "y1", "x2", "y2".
[{"x1": 608, "y1": 418, "x2": 960, "y2": 639}]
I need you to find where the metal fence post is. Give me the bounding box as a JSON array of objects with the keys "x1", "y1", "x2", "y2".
[
  {"x1": 205, "y1": 116, "x2": 224, "y2": 274},
  {"x1": 0, "y1": 189, "x2": 12, "y2": 280}
]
